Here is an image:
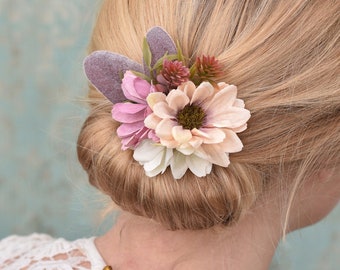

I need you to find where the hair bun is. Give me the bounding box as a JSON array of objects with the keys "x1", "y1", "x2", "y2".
[{"x1": 77, "y1": 104, "x2": 262, "y2": 230}]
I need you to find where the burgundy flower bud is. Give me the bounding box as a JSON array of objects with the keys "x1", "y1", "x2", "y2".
[
  {"x1": 157, "y1": 59, "x2": 190, "y2": 89},
  {"x1": 195, "y1": 55, "x2": 223, "y2": 80}
]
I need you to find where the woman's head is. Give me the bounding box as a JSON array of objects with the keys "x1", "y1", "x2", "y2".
[{"x1": 77, "y1": 0, "x2": 339, "y2": 230}]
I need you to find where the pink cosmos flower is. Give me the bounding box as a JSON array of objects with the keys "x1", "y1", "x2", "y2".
[
  {"x1": 112, "y1": 71, "x2": 158, "y2": 149},
  {"x1": 144, "y1": 81, "x2": 251, "y2": 167}
]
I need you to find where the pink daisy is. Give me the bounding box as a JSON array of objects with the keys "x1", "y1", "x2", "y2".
[{"x1": 144, "y1": 81, "x2": 251, "y2": 167}]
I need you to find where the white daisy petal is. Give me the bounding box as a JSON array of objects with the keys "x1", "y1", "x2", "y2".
[
  {"x1": 146, "y1": 147, "x2": 173, "y2": 177},
  {"x1": 187, "y1": 155, "x2": 212, "y2": 177},
  {"x1": 176, "y1": 143, "x2": 195, "y2": 155},
  {"x1": 133, "y1": 140, "x2": 164, "y2": 163},
  {"x1": 193, "y1": 147, "x2": 211, "y2": 161},
  {"x1": 133, "y1": 140, "x2": 173, "y2": 177},
  {"x1": 170, "y1": 151, "x2": 188, "y2": 179},
  {"x1": 144, "y1": 150, "x2": 164, "y2": 171},
  {"x1": 161, "y1": 148, "x2": 174, "y2": 173}
]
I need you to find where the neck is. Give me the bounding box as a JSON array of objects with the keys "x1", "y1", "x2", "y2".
[
  {"x1": 95, "y1": 167, "x2": 340, "y2": 269},
  {"x1": 95, "y1": 193, "x2": 283, "y2": 270}
]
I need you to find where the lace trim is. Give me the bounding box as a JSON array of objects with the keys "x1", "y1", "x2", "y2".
[{"x1": 0, "y1": 234, "x2": 106, "y2": 269}]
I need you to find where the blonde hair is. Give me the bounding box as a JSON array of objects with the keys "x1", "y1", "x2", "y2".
[{"x1": 77, "y1": 0, "x2": 340, "y2": 230}]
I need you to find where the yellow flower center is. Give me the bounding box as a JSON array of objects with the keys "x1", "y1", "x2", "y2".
[{"x1": 177, "y1": 104, "x2": 206, "y2": 130}]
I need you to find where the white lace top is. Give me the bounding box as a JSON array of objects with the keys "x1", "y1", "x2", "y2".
[{"x1": 0, "y1": 233, "x2": 107, "y2": 269}]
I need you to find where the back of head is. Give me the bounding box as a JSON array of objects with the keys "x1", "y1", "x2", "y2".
[{"x1": 77, "y1": 0, "x2": 340, "y2": 230}]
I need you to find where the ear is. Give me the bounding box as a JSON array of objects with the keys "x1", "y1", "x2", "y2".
[
  {"x1": 84, "y1": 51, "x2": 143, "y2": 104},
  {"x1": 143, "y1": 26, "x2": 177, "y2": 73}
]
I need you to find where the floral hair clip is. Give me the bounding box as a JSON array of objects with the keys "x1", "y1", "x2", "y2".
[{"x1": 84, "y1": 27, "x2": 250, "y2": 179}]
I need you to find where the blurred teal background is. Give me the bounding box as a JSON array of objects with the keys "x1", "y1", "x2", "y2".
[{"x1": 0, "y1": 1, "x2": 339, "y2": 269}]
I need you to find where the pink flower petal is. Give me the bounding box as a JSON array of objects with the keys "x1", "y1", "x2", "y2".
[
  {"x1": 147, "y1": 129, "x2": 159, "y2": 142},
  {"x1": 144, "y1": 113, "x2": 161, "y2": 129},
  {"x1": 201, "y1": 144, "x2": 230, "y2": 167},
  {"x1": 188, "y1": 136, "x2": 203, "y2": 149},
  {"x1": 196, "y1": 128, "x2": 226, "y2": 144},
  {"x1": 153, "y1": 102, "x2": 177, "y2": 118},
  {"x1": 121, "y1": 135, "x2": 139, "y2": 150},
  {"x1": 191, "y1": 81, "x2": 214, "y2": 105},
  {"x1": 205, "y1": 84, "x2": 237, "y2": 111},
  {"x1": 147, "y1": 92, "x2": 167, "y2": 109},
  {"x1": 217, "y1": 82, "x2": 228, "y2": 88},
  {"x1": 231, "y1": 123, "x2": 247, "y2": 133},
  {"x1": 122, "y1": 71, "x2": 151, "y2": 103},
  {"x1": 120, "y1": 126, "x2": 149, "y2": 149},
  {"x1": 155, "y1": 119, "x2": 177, "y2": 140},
  {"x1": 134, "y1": 77, "x2": 153, "y2": 99},
  {"x1": 191, "y1": 128, "x2": 210, "y2": 139},
  {"x1": 117, "y1": 121, "x2": 144, "y2": 137},
  {"x1": 220, "y1": 129, "x2": 244, "y2": 153},
  {"x1": 233, "y1": 98, "x2": 245, "y2": 108},
  {"x1": 112, "y1": 103, "x2": 147, "y2": 123},
  {"x1": 178, "y1": 81, "x2": 196, "y2": 100},
  {"x1": 172, "y1": 126, "x2": 192, "y2": 144},
  {"x1": 208, "y1": 107, "x2": 251, "y2": 128},
  {"x1": 160, "y1": 138, "x2": 179, "y2": 148},
  {"x1": 166, "y1": 90, "x2": 190, "y2": 111}
]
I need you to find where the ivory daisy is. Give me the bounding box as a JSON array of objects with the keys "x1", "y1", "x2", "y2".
[{"x1": 144, "y1": 81, "x2": 251, "y2": 168}]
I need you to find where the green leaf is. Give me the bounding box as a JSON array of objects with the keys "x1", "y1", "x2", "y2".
[
  {"x1": 176, "y1": 40, "x2": 185, "y2": 63},
  {"x1": 152, "y1": 54, "x2": 178, "y2": 72},
  {"x1": 143, "y1": 37, "x2": 152, "y2": 69},
  {"x1": 189, "y1": 64, "x2": 197, "y2": 79},
  {"x1": 152, "y1": 53, "x2": 168, "y2": 72}
]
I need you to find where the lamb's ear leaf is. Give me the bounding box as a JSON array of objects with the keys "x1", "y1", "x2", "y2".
[
  {"x1": 143, "y1": 26, "x2": 177, "y2": 74},
  {"x1": 84, "y1": 51, "x2": 143, "y2": 104}
]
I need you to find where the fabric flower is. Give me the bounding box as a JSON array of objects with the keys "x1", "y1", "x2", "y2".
[
  {"x1": 157, "y1": 59, "x2": 190, "y2": 90},
  {"x1": 144, "y1": 81, "x2": 251, "y2": 169},
  {"x1": 112, "y1": 71, "x2": 157, "y2": 149},
  {"x1": 133, "y1": 140, "x2": 173, "y2": 177},
  {"x1": 133, "y1": 140, "x2": 212, "y2": 179},
  {"x1": 195, "y1": 55, "x2": 223, "y2": 80}
]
